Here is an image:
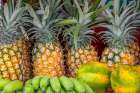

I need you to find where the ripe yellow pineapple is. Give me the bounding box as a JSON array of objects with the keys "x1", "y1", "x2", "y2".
[
  {"x1": 32, "y1": 43, "x2": 64, "y2": 76},
  {"x1": 27, "y1": 0, "x2": 64, "y2": 77},
  {"x1": 100, "y1": 0, "x2": 140, "y2": 66},
  {"x1": 67, "y1": 46, "x2": 98, "y2": 76},
  {"x1": 0, "y1": 0, "x2": 32, "y2": 81},
  {"x1": 60, "y1": 0, "x2": 109, "y2": 76}
]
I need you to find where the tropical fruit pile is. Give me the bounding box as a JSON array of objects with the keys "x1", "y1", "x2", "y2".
[{"x1": 1, "y1": 0, "x2": 140, "y2": 93}]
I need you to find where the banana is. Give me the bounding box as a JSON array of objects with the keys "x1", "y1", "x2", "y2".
[
  {"x1": 0, "y1": 79, "x2": 10, "y2": 90},
  {"x1": 66, "y1": 90, "x2": 77, "y2": 93},
  {"x1": 25, "y1": 79, "x2": 32, "y2": 85},
  {"x1": 16, "y1": 91, "x2": 23, "y2": 93},
  {"x1": 61, "y1": 89, "x2": 66, "y2": 93},
  {"x1": 32, "y1": 76, "x2": 42, "y2": 90},
  {"x1": 50, "y1": 77, "x2": 61, "y2": 93},
  {"x1": 36, "y1": 89, "x2": 42, "y2": 93},
  {"x1": 2, "y1": 80, "x2": 23, "y2": 93},
  {"x1": 78, "y1": 79, "x2": 94, "y2": 93},
  {"x1": 46, "y1": 87, "x2": 54, "y2": 93},
  {"x1": 71, "y1": 78, "x2": 85, "y2": 93},
  {"x1": 24, "y1": 84, "x2": 35, "y2": 93},
  {"x1": 84, "y1": 83, "x2": 94, "y2": 93},
  {"x1": 59, "y1": 76, "x2": 73, "y2": 91},
  {"x1": 40, "y1": 77, "x2": 49, "y2": 91}
]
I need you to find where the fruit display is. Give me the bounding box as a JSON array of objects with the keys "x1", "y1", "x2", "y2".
[
  {"x1": 27, "y1": 0, "x2": 64, "y2": 77},
  {"x1": 24, "y1": 76, "x2": 94, "y2": 93},
  {"x1": 111, "y1": 65, "x2": 140, "y2": 93},
  {"x1": 1, "y1": 0, "x2": 140, "y2": 93},
  {"x1": 100, "y1": 0, "x2": 140, "y2": 66},
  {"x1": 76, "y1": 62, "x2": 111, "y2": 93},
  {"x1": 0, "y1": 0, "x2": 32, "y2": 81}
]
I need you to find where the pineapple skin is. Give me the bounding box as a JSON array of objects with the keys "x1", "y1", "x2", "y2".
[
  {"x1": 101, "y1": 43, "x2": 140, "y2": 66},
  {"x1": 67, "y1": 46, "x2": 98, "y2": 77},
  {"x1": 0, "y1": 39, "x2": 32, "y2": 82},
  {"x1": 33, "y1": 42, "x2": 64, "y2": 77}
]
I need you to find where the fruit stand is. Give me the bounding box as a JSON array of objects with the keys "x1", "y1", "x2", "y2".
[{"x1": 0, "y1": 0, "x2": 140, "y2": 93}]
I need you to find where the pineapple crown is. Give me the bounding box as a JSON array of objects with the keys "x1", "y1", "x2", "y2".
[
  {"x1": 57, "y1": 0, "x2": 111, "y2": 49},
  {"x1": 100, "y1": 0, "x2": 140, "y2": 49},
  {"x1": 27, "y1": 0, "x2": 62, "y2": 43},
  {"x1": 0, "y1": 0, "x2": 27, "y2": 44}
]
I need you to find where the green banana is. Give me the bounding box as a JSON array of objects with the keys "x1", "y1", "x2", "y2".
[
  {"x1": 71, "y1": 78, "x2": 85, "y2": 93},
  {"x1": 59, "y1": 76, "x2": 73, "y2": 91},
  {"x1": 46, "y1": 87, "x2": 54, "y2": 93},
  {"x1": 50, "y1": 77, "x2": 61, "y2": 93},
  {"x1": 24, "y1": 84, "x2": 35, "y2": 93},
  {"x1": 40, "y1": 77, "x2": 49, "y2": 91},
  {"x1": 78, "y1": 79, "x2": 94, "y2": 93},
  {"x1": 25, "y1": 79, "x2": 32, "y2": 85},
  {"x1": 32, "y1": 76, "x2": 42, "y2": 90},
  {"x1": 36, "y1": 89, "x2": 42, "y2": 93},
  {"x1": 84, "y1": 83, "x2": 94, "y2": 93},
  {"x1": 66, "y1": 90, "x2": 77, "y2": 93},
  {"x1": 16, "y1": 91, "x2": 23, "y2": 93},
  {"x1": 2, "y1": 80, "x2": 23, "y2": 93},
  {"x1": 0, "y1": 79, "x2": 10, "y2": 90},
  {"x1": 61, "y1": 89, "x2": 66, "y2": 93}
]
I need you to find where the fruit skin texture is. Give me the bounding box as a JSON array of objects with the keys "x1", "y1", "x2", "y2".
[
  {"x1": 111, "y1": 65, "x2": 140, "y2": 93},
  {"x1": 33, "y1": 43, "x2": 64, "y2": 77},
  {"x1": 76, "y1": 62, "x2": 111, "y2": 93},
  {"x1": 67, "y1": 46, "x2": 98, "y2": 77},
  {"x1": 101, "y1": 43, "x2": 140, "y2": 66},
  {"x1": 0, "y1": 40, "x2": 32, "y2": 81}
]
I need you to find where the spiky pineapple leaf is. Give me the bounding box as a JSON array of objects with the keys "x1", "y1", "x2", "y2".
[
  {"x1": 27, "y1": 0, "x2": 62, "y2": 43},
  {"x1": 100, "y1": 0, "x2": 140, "y2": 49},
  {"x1": 58, "y1": 0, "x2": 106, "y2": 49},
  {"x1": 0, "y1": 0, "x2": 28, "y2": 44}
]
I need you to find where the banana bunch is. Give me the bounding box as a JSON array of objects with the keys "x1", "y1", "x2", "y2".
[
  {"x1": 0, "y1": 78, "x2": 23, "y2": 93},
  {"x1": 24, "y1": 76, "x2": 94, "y2": 93}
]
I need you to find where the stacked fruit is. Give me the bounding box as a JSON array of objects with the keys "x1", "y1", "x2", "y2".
[
  {"x1": 0, "y1": 78, "x2": 23, "y2": 93},
  {"x1": 24, "y1": 76, "x2": 94, "y2": 93}
]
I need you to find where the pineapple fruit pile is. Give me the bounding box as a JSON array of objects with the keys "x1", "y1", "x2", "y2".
[{"x1": 0, "y1": 0, "x2": 140, "y2": 93}]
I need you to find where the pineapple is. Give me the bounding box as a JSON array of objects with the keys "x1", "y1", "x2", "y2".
[
  {"x1": 59, "y1": 0, "x2": 109, "y2": 76},
  {"x1": 0, "y1": 0, "x2": 32, "y2": 81},
  {"x1": 100, "y1": 0, "x2": 140, "y2": 67},
  {"x1": 27, "y1": 0, "x2": 64, "y2": 77}
]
